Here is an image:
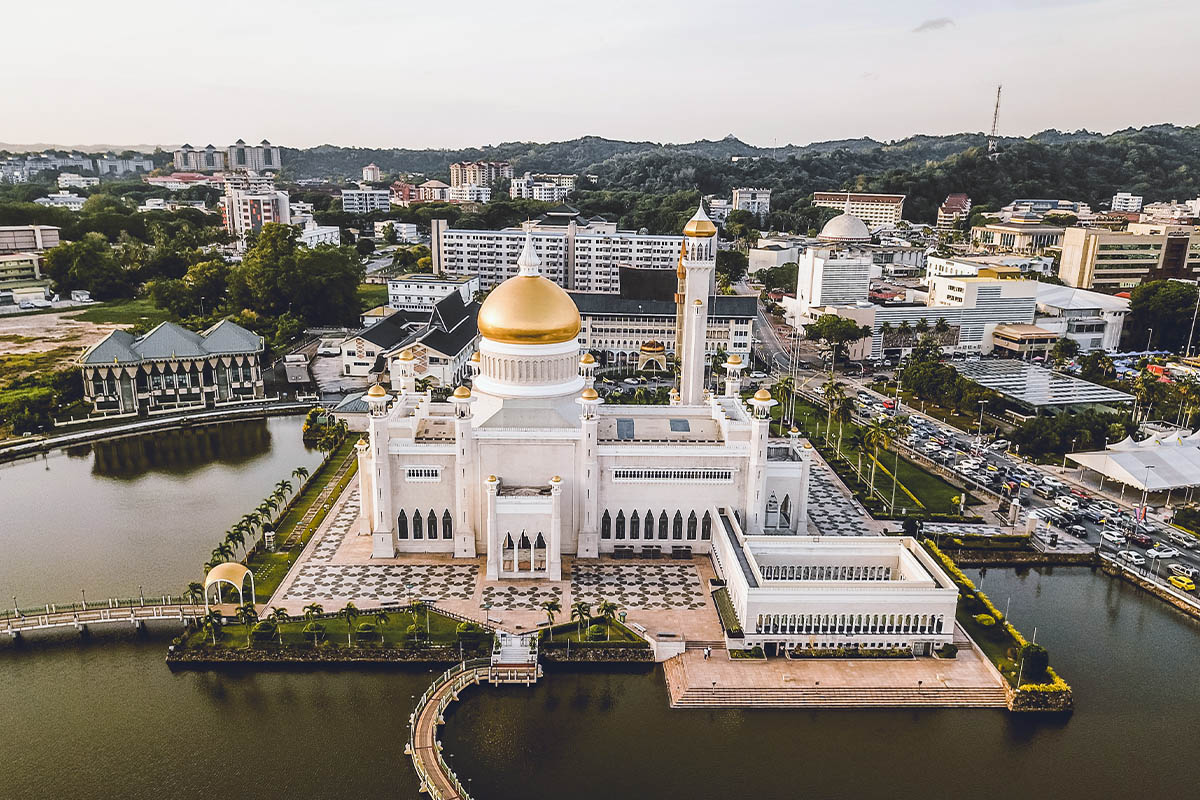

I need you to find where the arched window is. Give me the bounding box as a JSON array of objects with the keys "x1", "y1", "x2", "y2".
[
  {"x1": 615, "y1": 511, "x2": 626, "y2": 539},
  {"x1": 701, "y1": 511, "x2": 712, "y2": 540},
  {"x1": 413, "y1": 510, "x2": 423, "y2": 539},
  {"x1": 442, "y1": 510, "x2": 453, "y2": 539},
  {"x1": 644, "y1": 510, "x2": 654, "y2": 539},
  {"x1": 601, "y1": 510, "x2": 611, "y2": 539},
  {"x1": 428, "y1": 510, "x2": 437, "y2": 539},
  {"x1": 686, "y1": 511, "x2": 697, "y2": 540},
  {"x1": 397, "y1": 511, "x2": 408, "y2": 539},
  {"x1": 630, "y1": 511, "x2": 640, "y2": 539},
  {"x1": 672, "y1": 511, "x2": 683, "y2": 540},
  {"x1": 659, "y1": 512, "x2": 669, "y2": 539},
  {"x1": 780, "y1": 495, "x2": 791, "y2": 527},
  {"x1": 765, "y1": 493, "x2": 779, "y2": 528}
]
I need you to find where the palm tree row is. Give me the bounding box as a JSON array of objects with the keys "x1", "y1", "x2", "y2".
[{"x1": 202, "y1": 464, "x2": 311, "y2": 575}]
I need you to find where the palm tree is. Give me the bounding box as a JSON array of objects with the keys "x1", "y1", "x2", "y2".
[
  {"x1": 185, "y1": 582, "x2": 204, "y2": 605},
  {"x1": 270, "y1": 607, "x2": 290, "y2": 645},
  {"x1": 820, "y1": 380, "x2": 846, "y2": 442},
  {"x1": 571, "y1": 601, "x2": 591, "y2": 639},
  {"x1": 886, "y1": 415, "x2": 912, "y2": 511},
  {"x1": 833, "y1": 396, "x2": 855, "y2": 457},
  {"x1": 897, "y1": 320, "x2": 912, "y2": 343},
  {"x1": 263, "y1": 495, "x2": 280, "y2": 514},
  {"x1": 596, "y1": 600, "x2": 619, "y2": 641},
  {"x1": 540, "y1": 598, "x2": 561, "y2": 628},
  {"x1": 914, "y1": 317, "x2": 930, "y2": 336},
  {"x1": 375, "y1": 610, "x2": 390, "y2": 643},
  {"x1": 236, "y1": 603, "x2": 258, "y2": 646},
  {"x1": 303, "y1": 602, "x2": 324, "y2": 621},
  {"x1": 211, "y1": 542, "x2": 234, "y2": 563},
  {"x1": 276, "y1": 479, "x2": 293, "y2": 499},
  {"x1": 934, "y1": 317, "x2": 951, "y2": 336},
  {"x1": 339, "y1": 602, "x2": 359, "y2": 646},
  {"x1": 225, "y1": 527, "x2": 246, "y2": 553},
  {"x1": 203, "y1": 610, "x2": 223, "y2": 645},
  {"x1": 861, "y1": 417, "x2": 896, "y2": 495}
]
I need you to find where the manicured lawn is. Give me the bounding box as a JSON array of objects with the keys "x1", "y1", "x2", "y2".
[
  {"x1": 357, "y1": 283, "x2": 389, "y2": 311},
  {"x1": 68, "y1": 298, "x2": 173, "y2": 327},
  {"x1": 542, "y1": 617, "x2": 644, "y2": 644},
  {"x1": 184, "y1": 606, "x2": 468, "y2": 649}
]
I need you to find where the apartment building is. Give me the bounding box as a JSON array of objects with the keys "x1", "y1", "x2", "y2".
[
  {"x1": 0, "y1": 253, "x2": 42, "y2": 287},
  {"x1": 448, "y1": 184, "x2": 491, "y2": 204},
  {"x1": 221, "y1": 174, "x2": 290, "y2": 249},
  {"x1": 704, "y1": 195, "x2": 733, "y2": 224},
  {"x1": 340, "y1": 189, "x2": 391, "y2": 214},
  {"x1": 448, "y1": 161, "x2": 512, "y2": 187},
  {"x1": 297, "y1": 222, "x2": 340, "y2": 247},
  {"x1": 373, "y1": 221, "x2": 419, "y2": 241},
  {"x1": 732, "y1": 187, "x2": 772, "y2": 217},
  {"x1": 387, "y1": 273, "x2": 480, "y2": 311},
  {"x1": 57, "y1": 174, "x2": 99, "y2": 189},
  {"x1": 1057, "y1": 223, "x2": 1200, "y2": 289},
  {"x1": 94, "y1": 154, "x2": 154, "y2": 175},
  {"x1": 145, "y1": 172, "x2": 215, "y2": 191},
  {"x1": 813, "y1": 192, "x2": 905, "y2": 227},
  {"x1": 226, "y1": 139, "x2": 280, "y2": 172},
  {"x1": 794, "y1": 245, "x2": 873, "y2": 319},
  {"x1": 510, "y1": 172, "x2": 572, "y2": 202},
  {"x1": 172, "y1": 144, "x2": 227, "y2": 172},
  {"x1": 362, "y1": 163, "x2": 382, "y2": 182},
  {"x1": 419, "y1": 180, "x2": 451, "y2": 202},
  {"x1": 936, "y1": 193, "x2": 971, "y2": 232},
  {"x1": 35, "y1": 191, "x2": 85, "y2": 211},
  {"x1": 0, "y1": 225, "x2": 61, "y2": 253},
  {"x1": 2, "y1": 153, "x2": 94, "y2": 183},
  {"x1": 431, "y1": 206, "x2": 682, "y2": 291},
  {"x1": 1111, "y1": 192, "x2": 1143, "y2": 213}
]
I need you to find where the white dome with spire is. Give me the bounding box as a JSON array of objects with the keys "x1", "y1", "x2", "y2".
[{"x1": 818, "y1": 213, "x2": 872, "y2": 243}]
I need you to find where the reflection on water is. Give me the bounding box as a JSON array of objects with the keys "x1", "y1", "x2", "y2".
[{"x1": 89, "y1": 420, "x2": 273, "y2": 478}]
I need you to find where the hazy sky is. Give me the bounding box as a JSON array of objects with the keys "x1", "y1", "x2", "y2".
[{"x1": 5, "y1": 0, "x2": 1197, "y2": 150}]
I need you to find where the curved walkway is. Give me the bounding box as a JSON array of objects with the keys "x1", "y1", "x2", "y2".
[{"x1": 408, "y1": 659, "x2": 491, "y2": 800}]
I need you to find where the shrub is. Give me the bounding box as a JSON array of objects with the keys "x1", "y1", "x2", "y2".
[
  {"x1": 1021, "y1": 643, "x2": 1049, "y2": 680},
  {"x1": 456, "y1": 621, "x2": 482, "y2": 634},
  {"x1": 586, "y1": 624, "x2": 606, "y2": 641},
  {"x1": 355, "y1": 621, "x2": 378, "y2": 640},
  {"x1": 974, "y1": 613, "x2": 996, "y2": 627},
  {"x1": 938, "y1": 642, "x2": 958, "y2": 658},
  {"x1": 250, "y1": 621, "x2": 277, "y2": 641},
  {"x1": 302, "y1": 621, "x2": 325, "y2": 643}
]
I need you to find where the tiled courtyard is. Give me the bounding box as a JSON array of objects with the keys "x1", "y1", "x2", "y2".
[
  {"x1": 807, "y1": 462, "x2": 879, "y2": 536},
  {"x1": 572, "y1": 564, "x2": 707, "y2": 610}
]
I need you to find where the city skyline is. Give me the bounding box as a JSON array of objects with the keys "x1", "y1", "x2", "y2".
[{"x1": 5, "y1": 0, "x2": 1197, "y2": 150}]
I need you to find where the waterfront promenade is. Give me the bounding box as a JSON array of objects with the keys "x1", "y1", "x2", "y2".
[{"x1": 3, "y1": 600, "x2": 206, "y2": 637}]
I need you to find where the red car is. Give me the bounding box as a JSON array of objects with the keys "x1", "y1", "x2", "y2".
[
  {"x1": 1129, "y1": 532, "x2": 1153, "y2": 548},
  {"x1": 1070, "y1": 488, "x2": 1092, "y2": 500}
]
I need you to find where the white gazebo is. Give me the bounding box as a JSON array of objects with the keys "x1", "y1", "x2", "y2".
[{"x1": 203, "y1": 562, "x2": 255, "y2": 613}]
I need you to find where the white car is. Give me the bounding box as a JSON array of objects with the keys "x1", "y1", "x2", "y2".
[
  {"x1": 989, "y1": 439, "x2": 1011, "y2": 451},
  {"x1": 1166, "y1": 531, "x2": 1197, "y2": 549},
  {"x1": 1117, "y1": 550, "x2": 1146, "y2": 566},
  {"x1": 1147, "y1": 545, "x2": 1180, "y2": 559},
  {"x1": 1168, "y1": 563, "x2": 1199, "y2": 579},
  {"x1": 1055, "y1": 495, "x2": 1081, "y2": 512},
  {"x1": 923, "y1": 442, "x2": 942, "y2": 453},
  {"x1": 623, "y1": 377, "x2": 640, "y2": 385},
  {"x1": 750, "y1": 371, "x2": 767, "y2": 379},
  {"x1": 1101, "y1": 530, "x2": 1127, "y2": 545}
]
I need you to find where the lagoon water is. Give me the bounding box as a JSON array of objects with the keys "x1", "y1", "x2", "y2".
[{"x1": 1, "y1": 422, "x2": 1198, "y2": 799}]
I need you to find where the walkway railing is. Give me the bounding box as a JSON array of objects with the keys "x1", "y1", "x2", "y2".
[
  {"x1": 3, "y1": 601, "x2": 206, "y2": 635},
  {"x1": 407, "y1": 658, "x2": 491, "y2": 800},
  {"x1": 0, "y1": 594, "x2": 191, "y2": 622}
]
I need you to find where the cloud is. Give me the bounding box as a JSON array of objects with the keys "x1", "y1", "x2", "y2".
[{"x1": 912, "y1": 17, "x2": 954, "y2": 33}]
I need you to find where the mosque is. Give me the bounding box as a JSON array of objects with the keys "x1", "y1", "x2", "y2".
[{"x1": 357, "y1": 206, "x2": 808, "y2": 580}]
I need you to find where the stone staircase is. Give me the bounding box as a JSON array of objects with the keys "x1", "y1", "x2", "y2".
[{"x1": 684, "y1": 640, "x2": 726, "y2": 650}]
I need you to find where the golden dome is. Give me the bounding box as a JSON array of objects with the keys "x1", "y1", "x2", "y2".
[
  {"x1": 790, "y1": 426, "x2": 800, "y2": 434},
  {"x1": 550, "y1": 475, "x2": 562, "y2": 483},
  {"x1": 640, "y1": 340, "x2": 666, "y2": 353},
  {"x1": 487, "y1": 474, "x2": 497, "y2": 482},
  {"x1": 478, "y1": 275, "x2": 581, "y2": 344},
  {"x1": 581, "y1": 387, "x2": 599, "y2": 400},
  {"x1": 452, "y1": 385, "x2": 471, "y2": 399},
  {"x1": 580, "y1": 353, "x2": 595, "y2": 364},
  {"x1": 366, "y1": 384, "x2": 388, "y2": 398},
  {"x1": 753, "y1": 388, "x2": 772, "y2": 401},
  {"x1": 396, "y1": 348, "x2": 415, "y2": 362},
  {"x1": 726, "y1": 354, "x2": 743, "y2": 365},
  {"x1": 683, "y1": 205, "x2": 718, "y2": 238}
]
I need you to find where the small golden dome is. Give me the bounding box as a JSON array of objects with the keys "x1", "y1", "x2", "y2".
[
  {"x1": 640, "y1": 340, "x2": 666, "y2": 353},
  {"x1": 726, "y1": 354, "x2": 743, "y2": 365},
  {"x1": 452, "y1": 385, "x2": 471, "y2": 399},
  {"x1": 753, "y1": 388, "x2": 772, "y2": 401},
  {"x1": 477, "y1": 276, "x2": 581, "y2": 344},
  {"x1": 487, "y1": 474, "x2": 497, "y2": 482},
  {"x1": 580, "y1": 353, "x2": 595, "y2": 364},
  {"x1": 366, "y1": 384, "x2": 388, "y2": 398},
  {"x1": 550, "y1": 475, "x2": 561, "y2": 483},
  {"x1": 669, "y1": 387, "x2": 679, "y2": 395},
  {"x1": 396, "y1": 348, "x2": 415, "y2": 362},
  {"x1": 581, "y1": 387, "x2": 599, "y2": 400},
  {"x1": 790, "y1": 426, "x2": 800, "y2": 434},
  {"x1": 357, "y1": 436, "x2": 368, "y2": 446},
  {"x1": 693, "y1": 299, "x2": 703, "y2": 306},
  {"x1": 683, "y1": 206, "x2": 718, "y2": 238},
  {"x1": 470, "y1": 351, "x2": 480, "y2": 363}
]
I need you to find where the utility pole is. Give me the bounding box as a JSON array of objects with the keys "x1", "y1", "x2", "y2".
[{"x1": 988, "y1": 85, "x2": 1003, "y2": 156}]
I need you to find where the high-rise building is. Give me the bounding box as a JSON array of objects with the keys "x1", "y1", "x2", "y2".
[
  {"x1": 173, "y1": 144, "x2": 227, "y2": 172},
  {"x1": 94, "y1": 154, "x2": 154, "y2": 175},
  {"x1": 0, "y1": 225, "x2": 61, "y2": 253},
  {"x1": 340, "y1": 189, "x2": 391, "y2": 214},
  {"x1": 510, "y1": 173, "x2": 572, "y2": 202},
  {"x1": 362, "y1": 163, "x2": 382, "y2": 182},
  {"x1": 449, "y1": 161, "x2": 512, "y2": 188},
  {"x1": 732, "y1": 187, "x2": 771, "y2": 217},
  {"x1": 1057, "y1": 223, "x2": 1200, "y2": 289},
  {"x1": 1111, "y1": 192, "x2": 1143, "y2": 213},
  {"x1": 813, "y1": 192, "x2": 905, "y2": 227},
  {"x1": 226, "y1": 139, "x2": 281, "y2": 172},
  {"x1": 431, "y1": 205, "x2": 682, "y2": 292},
  {"x1": 221, "y1": 173, "x2": 290, "y2": 249},
  {"x1": 936, "y1": 194, "x2": 972, "y2": 231}
]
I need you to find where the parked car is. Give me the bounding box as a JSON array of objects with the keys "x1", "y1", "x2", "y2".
[
  {"x1": 1101, "y1": 530, "x2": 1127, "y2": 546},
  {"x1": 749, "y1": 371, "x2": 767, "y2": 379},
  {"x1": 1167, "y1": 575, "x2": 1196, "y2": 592},
  {"x1": 1055, "y1": 495, "x2": 1081, "y2": 512},
  {"x1": 623, "y1": 377, "x2": 640, "y2": 385},
  {"x1": 1128, "y1": 532, "x2": 1154, "y2": 548},
  {"x1": 1066, "y1": 524, "x2": 1088, "y2": 537},
  {"x1": 1166, "y1": 531, "x2": 1197, "y2": 549},
  {"x1": 989, "y1": 439, "x2": 1011, "y2": 451},
  {"x1": 1168, "y1": 563, "x2": 1199, "y2": 579},
  {"x1": 1147, "y1": 545, "x2": 1180, "y2": 559},
  {"x1": 1034, "y1": 484, "x2": 1059, "y2": 499},
  {"x1": 1117, "y1": 550, "x2": 1146, "y2": 566}
]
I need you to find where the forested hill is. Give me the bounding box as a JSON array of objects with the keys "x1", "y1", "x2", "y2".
[{"x1": 282, "y1": 125, "x2": 1200, "y2": 223}]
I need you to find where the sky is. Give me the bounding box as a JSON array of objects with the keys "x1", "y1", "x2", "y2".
[{"x1": 4, "y1": 0, "x2": 1198, "y2": 151}]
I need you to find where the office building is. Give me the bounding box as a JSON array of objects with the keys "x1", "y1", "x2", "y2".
[
  {"x1": 57, "y1": 174, "x2": 99, "y2": 189},
  {"x1": 1057, "y1": 223, "x2": 1200, "y2": 289},
  {"x1": 374, "y1": 221, "x2": 419, "y2": 242},
  {"x1": 34, "y1": 191, "x2": 85, "y2": 211},
  {"x1": 813, "y1": 192, "x2": 905, "y2": 227},
  {"x1": 926, "y1": 254, "x2": 1055, "y2": 281},
  {"x1": 431, "y1": 205, "x2": 682, "y2": 291},
  {"x1": 362, "y1": 163, "x2": 382, "y2": 182},
  {"x1": 388, "y1": 273, "x2": 480, "y2": 312},
  {"x1": 0, "y1": 252, "x2": 42, "y2": 287},
  {"x1": 297, "y1": 222, "x2": 340, "y2": 247},
  {"x1": 0, "y1": 225, "x2": 61, "y2": 253},
  {"x1": 1111, "y1": 192, "x2": 1143, "y2": 213},
  {"x1": 94, "y1": 154, "x2": 154, "y2": 175},
  {"x1": 419, "y1": 180, "x2": 451, "y2": 202},
  {"x1": 732, "y1": 187, "x2": 771, "y2": 217},
  {"x1": 1139, "y1": 202, "x2": 1195, "y2": 224},
  {"x1": 704, "y1": 195, "x2": 733, "y2": 224},
  {"x1": 936, "y1": 193, "x2": 971, "y2": 231},
  {"x1": 449, "y1": 161, "x2": 512, "y2": 188},
  {"x1": 792, "y1": 214, "x2": 873, "y2": 319},
  {"x1": 173, "y1": 144, "x2": 227, "y2": 172},
  {"x1": 226, "y1": 139, "x2": 280, "y2": 172},
  {"x1": 510, "y1": 172, "x2": 572, "y2": 202},
  {"x1": 340, "y1": 189, "x2": 391, "y2": 214},
  {"x1": 222, "y1": 175, "x2": 290, "y2": 249},
  {"x1": 970, "y1": 211, "x2": 1065, "y2": 254},
  {"x1": 1032, "y1": 283, "x2": 1129, "y2": 352}
]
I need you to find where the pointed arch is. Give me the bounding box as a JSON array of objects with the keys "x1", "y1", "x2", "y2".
[
  {"x1": 686, "y1": 510, "x2": 698, "y2": 540},
  {"x1": 630, "y1": 510, "x2": 640, "y2": 539},
  {"x1": 601, "y1": 510, "x2": 612, "y2": 539},
  {"x1": 442, "y1": 510, "x2": 453, "y2": 539},
  {"x1": 413, "y1": 510, "x2": 423, "y2": 539},
  {"x1": 701, "y1": 511, "x2": 712, "y2": 540},
  {"x1": 659, "y1": 511, "x2": 668, "y2": 539},
  {"x1": 615, "y1": 510, "x2": 626, "y2": 539},
  {"x1": 428, "y1": 510, "x2": 437, "y2": 539},
  {"x1": 397, "y1": 510, "x2": 408, "y2": 539},
  {"x1": 643, "y1": 510, "x2": 654, "y2": 539},
  {"x1": 779, "y1": 494, "x2": 791, "y2": 528},
  {"x1": 672, "y1": 511, "x2": 683, "y2": 540}
]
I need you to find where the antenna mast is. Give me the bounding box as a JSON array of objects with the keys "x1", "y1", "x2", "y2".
[{"x1": 988, "y1": 85, "x2": 1002, "y2": 154}]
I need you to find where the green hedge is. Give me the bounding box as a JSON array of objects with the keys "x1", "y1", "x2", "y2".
[{"x1": 712, "y1": 587, "x2": 743, "y2": 637}]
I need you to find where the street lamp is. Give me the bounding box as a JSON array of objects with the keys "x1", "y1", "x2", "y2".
[
  {"x1": 1063, "y1": 436, "x2": 1077, "y2": 469},
  {"x1": 1145, "y1": 327, "x2": 1154, "y2": 354},
  {"x1": 482, "y1": 601, "x2": 492, "y2": 627},
  {"x1": 1139, "y1": 465, "x2": 1156, "y2": 534},
  {"x1": 976, "y1": 400, "x2": 988, "y2": 444},
  {"x1": 80, "y1": 588, "x2": 86, "y2": 610}
]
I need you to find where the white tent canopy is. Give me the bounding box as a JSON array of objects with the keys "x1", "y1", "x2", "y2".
[{"x1": 1069, "y1": 448, "x2": 1200, "y2": 491}]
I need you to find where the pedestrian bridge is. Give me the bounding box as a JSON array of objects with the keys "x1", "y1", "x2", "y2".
[
  {"x1": 407, "y1": 633, "x2": 541, "y2": 799},
  {"x1": 3, "y1": 598, "x2": 206, "y2": 638}
]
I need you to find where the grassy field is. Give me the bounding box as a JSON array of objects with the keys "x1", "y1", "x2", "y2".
[
  {"x1": 357, "y1": 283, "x2": 389, "y2": 311},
  {"x1": 0, "y1": 347, "x2": 77, "y2": 389},
  {"x1": 68, "y1": 298, "x2": 173, "y2": 327},
  {"x1": 542, "y1": 617, "x2": 644, "y2": 644},
  {"x1": 184, "y1": 605, "x2": 467, "y2": 649}
]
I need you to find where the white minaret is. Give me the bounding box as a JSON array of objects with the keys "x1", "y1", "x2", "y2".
[
  {"x1": 365, "y1": 384, "x2": 397, "y2": 557},
  {"x1": 450, "y1": 385, "x2": 477, "y2": 558},
  {"x1": 679, "y1": 205, "x2": 716, "y2": 405}
]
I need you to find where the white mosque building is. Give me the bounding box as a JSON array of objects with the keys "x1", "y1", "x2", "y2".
[{"x1": 354, "y1": 206, "x2": 958, "y2": 652}]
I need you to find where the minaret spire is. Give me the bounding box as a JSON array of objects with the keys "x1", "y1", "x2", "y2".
[{"x1": 517, "y1": 230, "x2": 540, "y2": 276}]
